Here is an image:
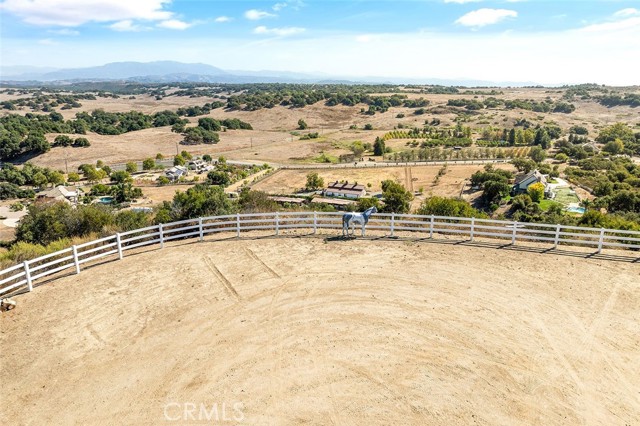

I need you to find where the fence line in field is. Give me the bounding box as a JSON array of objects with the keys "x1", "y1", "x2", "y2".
[{"x1": 1, "y1": 212, "x2": 638, "y2": 296}]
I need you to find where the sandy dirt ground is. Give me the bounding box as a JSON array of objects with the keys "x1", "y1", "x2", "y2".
[
  {"x1": 1, "y1": 237, "x2": 638, "y2": 425},
  {"x1": 252, "y1": 163, "x2": 515, "y2": 196}
]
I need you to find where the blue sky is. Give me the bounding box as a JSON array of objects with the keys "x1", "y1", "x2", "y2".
[{"x1": 1, "y1": 0, "x2": 639, "y2": 84}]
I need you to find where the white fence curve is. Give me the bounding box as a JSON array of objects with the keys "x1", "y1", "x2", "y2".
[{"x1": 1, "y1": 212, "x2": 638, "y2": 296}]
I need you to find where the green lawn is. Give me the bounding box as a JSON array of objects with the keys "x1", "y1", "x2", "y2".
[
  {"x1": 539, "y1": 199, "x2": 563, "y2": 212},
  {"x1": 553, "y1": 187, "x2": 580, "y2": 206}
]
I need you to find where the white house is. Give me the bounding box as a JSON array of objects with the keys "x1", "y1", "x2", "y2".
[
  {"x1": 37, "y1": 186, "x2": 83, "y2": 205},
  {"x1": 511, "y1": 170, "x2": 547, "y2": 195},
  {"x1": 165, "y1": 166, "x2": 188, "y2": 181},
  {"x1": 323, "y1": 181, "x2": 366, "y2": 199}
]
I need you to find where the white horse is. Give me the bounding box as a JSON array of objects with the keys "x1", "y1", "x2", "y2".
[{"x1": 342, "y1": 206, "x2": 377, "y2": 237}]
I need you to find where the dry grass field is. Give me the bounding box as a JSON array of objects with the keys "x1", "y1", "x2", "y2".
[
  {"x1": 3, "y1": 88, "x2": 639, "y2": 172},
  {"x1": 1, "y1": 237, "x2": 638, "y2": 425},
  {"x1": 252, "y1": 163, "x2": 514, "y2": 196}
]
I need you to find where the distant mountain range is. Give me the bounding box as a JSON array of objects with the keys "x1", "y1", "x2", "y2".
[{"x1": 0, "y1": 60, "x2": 538, "y2": 87}]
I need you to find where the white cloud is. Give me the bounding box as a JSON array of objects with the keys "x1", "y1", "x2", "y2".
[
  {"x1": 578, "y1": 16, "x2": 640, "y2": 33},
  {"x1": 157, "y1": 19, "x2": 192, "y2": 30},
  {"x1": 253, "y1": 26, "x2": 305, "y2": 36},
  {"x1": 273, "y1": 2, "x2": 287, "y2": 11},
  {"x1": 0, "y1": 0, "x2": 173, "y2": 26},
  {"x1": 356, "y1": 34, "x2": 383, "y2": 43},
  {"x1": 455, "y1": 8, "x2": 517, "y2": 27},
  {"x1": 244, "y1": 9, "x2": 276, "y2": 20},
  {"x1": 37, "y1": 38, "x2": 58, "y2": 45},
  {"x1": 48, "y1": 28, "x2": 79, "y2": 36},
  {"x1": 444, "y1": 0, "x2": 482, "y2": 3},
  {"x1": 214, "y1": 16, "x2": 232, "y2": 23},
  {"x1": 613, "y1": 8, "x2": 640, "y2": 18},
  {"x1": 109, "y1": 20, "x2": 147, "y2": 32}
]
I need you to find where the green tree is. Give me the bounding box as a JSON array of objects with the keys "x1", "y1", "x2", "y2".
[
  {"x1": 125, "y1": 161, "x2": 138, "y2": 174},
  {"x1": 305, "y1": 172, "x2": 324, "y2": 190},
  {"x1": 238, "y1": 188, "x2": 278, "y2": 213},
  {"x1": 207, "y1": 170, "x2": 231, "y2": 187},
  {"x1": 527, "y1": 182, "x2": 545, "y2": 203},
  {"x1": 381, "y1": 180, "x2": 413, "y2": 213},
  {"x1": 115, "y1": 210, "x2": 151, "y2": 231},
  {"x1": 73, "y1": 137, "x2": 90, "y2": 147},
  {"x1": 110, "y1": 170, "x2": 132, "y2": 184},
  {"x1": 112, "y1": 182, "x2": 142, "y2": 203},
  {"x1": 84, "y1": 166, "x2": 107, "y2": 183},
  {"x1": 32, "y1": 171, "x2": 48, "y2": 188},
  {"x1": 508, "y1": 128, "x2": 516, "y2": 146},
  {"x1": 596, "y1": 122, "x2": 634, "y2": 143},
  {"x1": 171, "y1": 121, "x2": 186, "y2": 134},
  {"x1": 174, "y1": 155, "x2": 186, "y2": 166},
  {"x1": 416, "y1": 196, "x2": 487, "y2": 218},
  {"x1": 298, "y1": 119, "x2": 308, "y2": 130},
  {"x1": 47, "y1": 171, "x2": 65, "y2": 187},
  {"x1": 373, "y1": 137, "x2": 386, "y2": 156},
  {"x1": 603, "y1": 139, "x2": 624, "y2": 155},
  {"x1": 53, "y1": 134, "x2": 73, "y2": 147},
  {"x1": 534, "y1": 128, "x2": 551, "y2": 149},
  {"x1": 155, "y1": 184, "x2": 236, "y2": 223},
  {"x1": 142, "y1": 158, "x2": 156, "y2": 170},
  {"x1": 529, "y1": 146, "x2": 547, "y2": 163},
  {"x1": 351, "y1": 141, "x2": 365, "y2": 157},
  {"x1": 483, "y1": 180, "x2": 510, "y2": 203},
  {"x1": 198, "y1": 117, "x2": 221, "y2": 131},
  {"x1": 355, "y1": 197, "x2": 381, "y2": 211},
  {"x1": 511, "y1": 158, "x2": 536, "y2": 173}
]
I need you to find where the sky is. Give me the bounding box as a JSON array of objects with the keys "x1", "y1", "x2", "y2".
[{"x1": 1, "y1": 0, "x2": 639, "y2": 85}]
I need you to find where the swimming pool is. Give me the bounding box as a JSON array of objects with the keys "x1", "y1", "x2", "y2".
[
  {"x1": 566, "y1": 206, "x2": 585, "y2": 214},
  {"x1": 97, "y1": 196, "x2": 115, "y2": 204}
]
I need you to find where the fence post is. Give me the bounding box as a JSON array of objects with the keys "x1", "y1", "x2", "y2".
[
  {"x1": 24, "y1": 260, "x2": 33, "y2": 292},
  {"x1": 72, "y1": 245, "x2": 81, "y2": 274},
  {"x1": 470, "y1": 217, "x2": 475, "y2": 242},
  {"x1": 236, "y1": 213, "x2": 241, "y2": 238},
  {"x1": 553, "y1": 224, "x2": 561, "y2": 249},
  {"x1": 116, "y1": 233, "x2": 123, "y2": 260},
  {"x1": 390, "y1": 213, "x2": 395, "y2": 237},
  {"x1": 158, "y1": 223, "x2": 165, "y2": 249},
  {"x1": 597, "y1": 228, "x2": 605, "y2": 254},
  {"x1": 199, "y1": 217, "x2": 204, "y2": 242},
  {"x1": 429, "y1": 215, "x2": 435, "y2": 238},
  {"x1": 511, "y1": 221, "x2": 518, "y2": 245},
  {"x1": 275, "y1": 212, "x2": 280, "y2": 236},
  {"x1": 313, "y1": 212, "x2": 317, "y2": 234}
]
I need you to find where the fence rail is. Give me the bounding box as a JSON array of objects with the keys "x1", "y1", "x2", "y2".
[{"x1": 1, "y1": 212, "x2": 638, "y2": 296}]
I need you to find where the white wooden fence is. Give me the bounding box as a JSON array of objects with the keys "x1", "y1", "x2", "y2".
[{"x1": 1, "y1": 212, "x2": 638, "y2": 296}]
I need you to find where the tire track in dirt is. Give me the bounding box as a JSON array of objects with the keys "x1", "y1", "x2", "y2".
[
  {"x1": 203, "y1": 256, "x2": 241, "y2": 301},
  {"x1": 244, "y1": 247, "x2": 281, "y2": 279}
]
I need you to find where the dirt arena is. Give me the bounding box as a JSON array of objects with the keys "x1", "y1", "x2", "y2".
[{"x1": 1, "y1": 237, "x2": 639, "y2": 425}]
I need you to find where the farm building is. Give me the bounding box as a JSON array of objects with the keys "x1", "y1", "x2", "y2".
[
  {"x1": 36, "y1": 186, "x2": 83, "y2": 205},
  {"x1": 311, "y1": 196, "x2": 356, "y2": 210},
  {"x1": 188, "y1": 160, "x2": 214, "y2": 174},
  {"x1": 164, "y1": 166, "x2": 188, "y2": 181},
  {"x1": 268, "y1": 196, "x2": 307, "y2": 206},
  {"x1": 323, "y1": 181, "x2": 366, "y2": 199},
  {"x1": 511, "y1": 170, "x2": 547, "y2": 195}
]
